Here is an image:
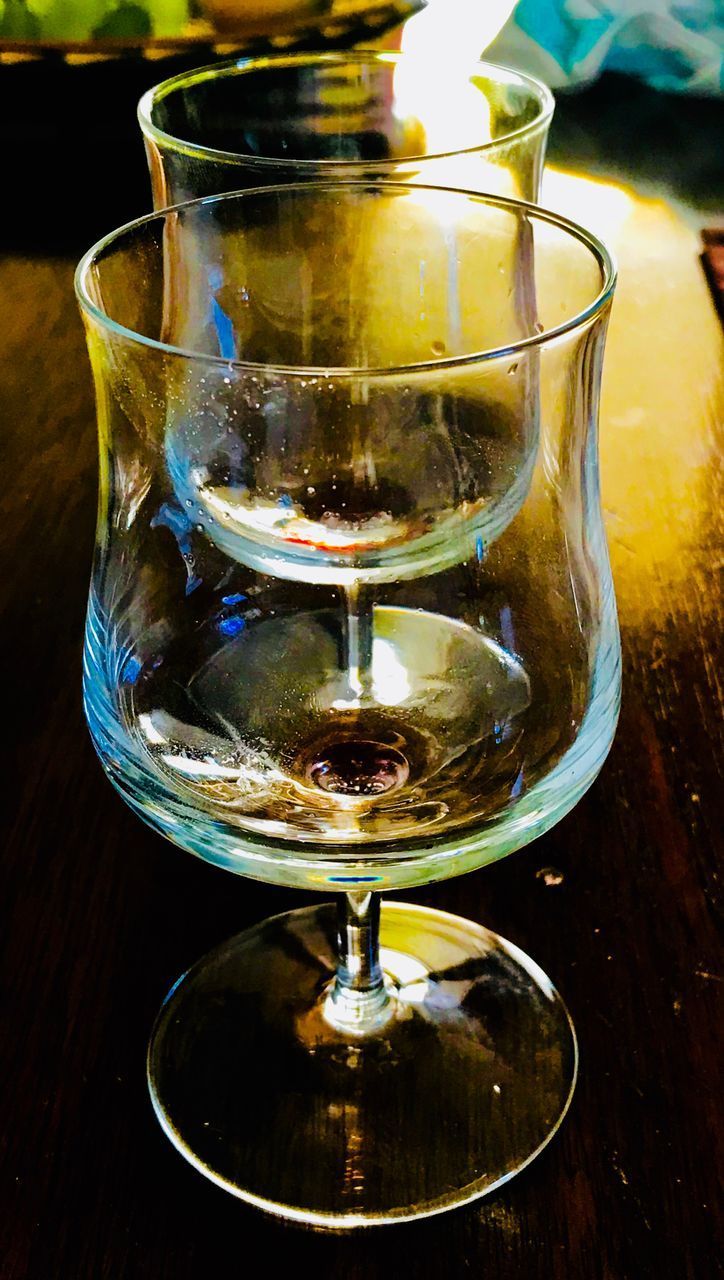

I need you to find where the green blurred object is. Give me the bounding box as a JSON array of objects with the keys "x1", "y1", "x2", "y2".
[
  {"x1": 0, "y1": 0, "x2": 40, "y2": 38},
  {"x1": 30, "y1": 0, "x2": 109, "y2": 41},
  {"x1": 93, "y1": 2, "x2": 153, "y2": 39},
  {"x1": 0, "y1": 0, "x2": 420, "y2": 51}
]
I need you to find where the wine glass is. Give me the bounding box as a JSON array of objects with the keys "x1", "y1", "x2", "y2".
[
  {"x1": 137, "y1": 50, "x2": 554, "y2": 207},
  {"x1": 76, "y1": 180, "x2": 619, "y2": 1226}
]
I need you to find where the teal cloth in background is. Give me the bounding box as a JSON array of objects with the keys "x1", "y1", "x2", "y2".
[{"x1": 487, "y1": 0, "x2": 724, "y2": 96}]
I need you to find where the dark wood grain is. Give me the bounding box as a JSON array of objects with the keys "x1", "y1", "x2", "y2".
[{"x1": 1, "y1": 69, "x2": 722, "y2": 1280}]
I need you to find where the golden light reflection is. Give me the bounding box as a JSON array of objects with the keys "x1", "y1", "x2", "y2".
[
  {"x1": 390, "y1": 0, "x2": 523, "y2": 197},
  {"x1": 390, "y1": 0, "x2": 525, "y2": 202},
  {"x1": 391, "y1": 44, "x2": 493, "y2": 158},
  {"x1": 377, "y1": 7, "x2": 721, "y2": 626},
  {"x1": 542, "y1": 168, "x2": 635, "y2": 240},
  {"x1": 543, "y1": 167, "x2": 723, "y2": 627}
]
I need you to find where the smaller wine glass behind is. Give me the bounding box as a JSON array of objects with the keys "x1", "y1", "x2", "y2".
[{"x1": 138, "y1": 51, "x2": 554, "y2": 206}]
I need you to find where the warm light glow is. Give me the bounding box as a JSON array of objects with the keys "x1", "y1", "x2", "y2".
[
  {"x1": 398, "y1": 0, "x2": 518, "y2": 67},
  {"x1": 393, "y1": 49, "x2": 492, "y2": 159},
  {"x1": 540, "y1": 171, "x2": 723, "y2": 625},
  {"x1": 543, "y1": 168, "x2": 635, "y2": 240},
  {"x1": 386, "y1": 0, "x2": 524, "y2": 208}
]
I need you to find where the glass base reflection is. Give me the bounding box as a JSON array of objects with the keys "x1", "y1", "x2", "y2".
[{"x1": 148, "y1": 900, "x2": 577, "y2": 1226}]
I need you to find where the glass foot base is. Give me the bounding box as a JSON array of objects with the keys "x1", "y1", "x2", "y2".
[{"x1": 148, "y1": 902, "x2": 577, "y2": 1227}]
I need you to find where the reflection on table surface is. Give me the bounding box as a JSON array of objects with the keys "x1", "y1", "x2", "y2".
[{"x1": 541, "y1": 164, "x2": 722, "y2": 628}]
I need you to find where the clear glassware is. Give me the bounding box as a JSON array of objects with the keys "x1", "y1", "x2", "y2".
[
  {"x1": 137, "y1": 50, "x2": 554, "y2": 206},
  {"x1": 76, "y1": 181, "x2": 619, "y2": 1226}
]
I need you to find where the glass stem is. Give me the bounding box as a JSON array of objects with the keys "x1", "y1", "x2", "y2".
[
  {"x1": 343, "y1": 582, "x2": 373, "y2": 702},
  {"x1": 324, "y1": 891, "x2": 393, "y2": 1035}
]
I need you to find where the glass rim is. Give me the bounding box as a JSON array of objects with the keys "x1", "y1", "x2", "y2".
[
  {"x1": 137, "y1": 50, "x2": 555, "y2": 170},
  {"x1": 75, "y1": 180, "x2": 617, "y2": 379}
]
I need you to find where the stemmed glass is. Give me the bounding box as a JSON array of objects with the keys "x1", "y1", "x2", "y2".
[
  {"x1": 76, "y1": 180, "x2": 619, "y2": 1225},
  {"x1": 137, "y1": 50, "x2": 554, "y2": 206}
]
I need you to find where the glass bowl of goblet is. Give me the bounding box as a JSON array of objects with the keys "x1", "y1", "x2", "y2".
[
  {"x1": 76, "y1": 179, "x2": 619, "y2": 1226},
  {"x1": 138, "y1": 49, "x2": 554, "y2": 206}
]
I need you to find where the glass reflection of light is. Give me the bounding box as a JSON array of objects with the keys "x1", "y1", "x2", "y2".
[
  {"x1": 372, "y1": 636, "x2": 411, "y2": 707},
  {"x1": 390, "y1": 47, "x2": 491, "y2": 158},
  {"x1": 160, "y1": 756, "x2": 243, "y2": 780},
  {"x1": 331, "y1": 633, "x2": 410, "y2": 712},
  {"x1": 380, "y1": 947, "x2": 429, "y2": 1004},
  {"x1": 396, "y1": 0, "x2": 518, "y2": 81},
  {"x1": 387, "y1": 0, "x2": 519, "y2": 203},
  {"x1": 138, "y1": 712, "x2": 166, "y2": 745}
]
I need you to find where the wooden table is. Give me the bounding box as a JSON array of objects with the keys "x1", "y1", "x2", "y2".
[{"x1": 2, "y1": 69, "x2": 722, "y2": 1279}]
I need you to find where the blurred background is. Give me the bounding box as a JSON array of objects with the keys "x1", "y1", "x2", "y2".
[{"x1": 0, "y1": 0, "x2": 721, "y2": 249}]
